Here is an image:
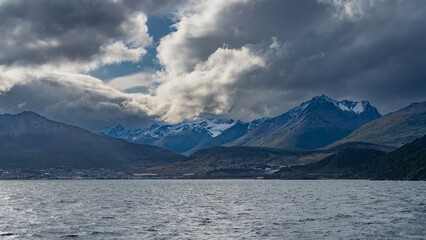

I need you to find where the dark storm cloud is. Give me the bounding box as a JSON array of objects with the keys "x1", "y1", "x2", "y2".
[
  {"x1": 0, "y1": 0, "x2": 153, "y2": 69},
  {"x1": 123, "y1": 0, "x2": 187, "y2": 15},
  {"x1": 262, "y1": 0, "x2": 426, "y2": 113},
  {"x1": 0, "y1": 0, "x2": 180, "y2": 129},
  {"x1": 156, "y1": 0, "x2": 426, "y2": 120},
  {"x1": 1, "y1": 0, "x2": 425, "y2": 129},
  {"x1": 0, "y1": 72, "x2": 156, "y2": 130}
]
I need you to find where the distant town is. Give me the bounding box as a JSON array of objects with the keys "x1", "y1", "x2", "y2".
[{"x1": 0, "y1": 164, "x2": 286, "y2": 180}]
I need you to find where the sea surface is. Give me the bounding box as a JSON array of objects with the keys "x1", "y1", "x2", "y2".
[{"x1": 0, "y1": 180, "x2": 425, "y2": 239}]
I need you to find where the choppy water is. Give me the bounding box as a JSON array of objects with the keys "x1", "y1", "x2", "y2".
[{"x1": 0, "y1": 180, "x2": 425, "y2": 239}]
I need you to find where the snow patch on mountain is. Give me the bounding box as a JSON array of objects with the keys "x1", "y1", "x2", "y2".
[
  {"x1": 312, "y1": 95, "x2": 369, "y2": 115},
  {"x1": 352, "y1": 102, "x2": 365, "y2": 114},
  {"x1": 99, "y1": 118, "x2": 236, "y2": 142},
  {"x1": 337, "y1": 103, "x2": 350, "y2": 111},
  {"x1": 288, "y1": 101, "x2": 310, "y2": 117},
  {"x1": 336, "y1": 100, "x2": 369, "y2": 114},
  {"x1": 203, "y1": 119, "x2": 236, "y2": 137},
  {"x1": 100, "y1": 95, "x2": 376, "y2": 146}
]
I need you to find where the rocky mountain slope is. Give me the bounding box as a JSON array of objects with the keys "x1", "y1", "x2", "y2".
[{"x1": 100, "y1": 119, "x2": 236, "y2": 153}]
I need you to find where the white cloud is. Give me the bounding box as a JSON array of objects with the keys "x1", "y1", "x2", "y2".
[
  {"x1": 120, "y1": 12, "x2": 152, "y2": 47},
  {"x1": 1, "y1": 0, "x2": 426, "y2": 129},
  {"x1": 0, "y1": 0, "x2": 156, "y2": 128},
  {"x1": 0, "y1": 68, "x2": 158, "y2": 129},
  {"x1": 319, "y1": 0, "x2": 385, "y2": 21},
  {"x1": 149, "y1": 0, "x2": 426, "y2": 122},
  {"x1": 107, "y1": 70, "x2": 160, "y2": 93},
  {"x1": 100, "y1": 41, "x2": 147, "y2": 66},
  {"x1": 153, "y1": 46, "x2": 266, "y2": 122},
  {"x1": 157, "y1": 0, "x2": 249, "y2": 75}
]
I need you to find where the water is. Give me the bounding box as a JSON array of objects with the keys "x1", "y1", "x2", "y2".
[{"x1": 0, "y1": 180, "x2": 424, "y2": 239}]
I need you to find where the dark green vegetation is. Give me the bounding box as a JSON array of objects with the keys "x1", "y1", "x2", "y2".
[
  {"x1": 148, "y1": 146, "x2": 332, "y2": 175},
  {"x1": 145, "y1": 141, "x2": 393, "y2": 176},
  {"x1": 0, "y1": 112, "x2": 185, "y2": 171},
  {"x1": 275, "y1": 135, "x2": 426, "y2": 180},
  {"x1": 275, "y1": 148, "x2": 386, "y2": 179},
  {"x1": 330, "y1": 101, "x2": 426, "y2": 148},
  {"x1": 372, "y1": 135, "x2": 426, "y2": 180}
]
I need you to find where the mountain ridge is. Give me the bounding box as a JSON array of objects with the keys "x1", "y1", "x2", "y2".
[
  {"x1": 0, "y1": 111, "x2": 186, "y2": 170},
  {"x1": 275, "y1": 134, "x2": 426, "y2": 180},
  {"x1": 226, "y1": 95, "x2": 382, "y2": 150},
  {"x1": 328, "y1": 101, "x2": 426, "y2": 148},
  {"x1": 99, "y1": 118, "x2": 236, "y2": 153},
  {"x1": 100, "y1": 95, "x2": 382, "y2": 153}
]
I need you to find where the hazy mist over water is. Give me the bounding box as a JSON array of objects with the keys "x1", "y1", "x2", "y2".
[{"x1": 0, "y1": 180, "x2": 425, "y2": 239}]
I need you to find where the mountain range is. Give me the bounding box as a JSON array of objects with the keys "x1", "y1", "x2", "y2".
[
  {"x1": 225, "y1": 95, "x2": 382, "y2": 149},
  {"x1": 1, "y1": 95, "x2": 424, "y2": 180},
  {"x1": 101, "y1": 95, "x2": 382, "y2": 154},
  {"x1": 0, "y1": 111, "x2": 185, "y2": 170},
  {"x1": 99, "y1": 118, "x2": 236, "y2": 153}
]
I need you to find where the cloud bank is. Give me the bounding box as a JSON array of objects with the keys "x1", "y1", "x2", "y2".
[{"x1": 0, "y1": 0, "x2": 425, "y2": 129}]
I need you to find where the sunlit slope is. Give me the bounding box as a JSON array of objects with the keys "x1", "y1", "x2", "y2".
[{"x1": 329, "y1": 102, "x2": 426, "y2": 148}]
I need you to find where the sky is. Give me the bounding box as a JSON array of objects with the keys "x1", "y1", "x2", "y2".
[{"x1": 0, "y1": 0, "x2": 425, "y2": 130}]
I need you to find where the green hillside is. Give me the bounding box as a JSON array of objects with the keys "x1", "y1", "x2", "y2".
[
  {"x1": 276, "y1": 135, "x2": 426, "y2": 180},
  {"x1": 329, "y1": 102, "x2": 426, "y2": 148}
]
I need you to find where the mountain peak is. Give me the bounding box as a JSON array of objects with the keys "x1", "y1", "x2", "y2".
[
  {"x1": 311, "y1": 94, "x2": 335, "y2": 103},
  {"x1": 99, "y1": 117, "x2": 238, "y2": 153},
  {"x1": 112, "y1": 124, "x2": 125, "y2": 131},
  {"x1": 149, "y1": 123, "x2": 160, "y2": 130},
  {"x1": 20, "y1": 110, "x2": 39, "y2": 115},
  {"x1": 0, "y1": 111, "x2": 185, "y2": 170},
  {"x1": 305, "y1": 95, "x2": 376, "y2": 115},
  {"x1": 17, "y1": 111, "x2": 44, "y2": 118},
  {"x1": 400, "y1": 101, "x2": 426, "y2": 114},
  {"x1": 234, "y1": 95, "x2": 382, "y2": 150},
  {"x1": 98, "y1": 124, "x2": 126, "y2": 137},
  {"x1": 0, "y1": 111, "x2": 42, "y2": 120}
]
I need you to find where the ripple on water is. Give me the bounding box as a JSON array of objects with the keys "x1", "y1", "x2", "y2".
[{"x1": 0, "y1": 180, "x2": 424, "y2": 240}]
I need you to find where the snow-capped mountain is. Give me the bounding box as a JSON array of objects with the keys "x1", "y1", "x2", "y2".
[
  {"x1": 151, "y1": 119, "x2": 235, "y2": 138},
  {"x1": 227, "y1": 95, "x2": 382, "y2": 149},
  {"x1": 311, "y1": 95, "x2": 373, "y2": 114},
  {"x1": 100, "y1": 95, "x2": 382, "y2": 153},
  {"x1": 187, "y1": 95, "x2": 381, "y2": 154},
  {"x1": 287, "y1": 95, "x2": 374, "y2": 117},
  {"x1": 99, "y1": 119, "x2": 236, "y2": 153}
]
